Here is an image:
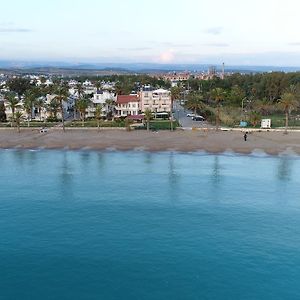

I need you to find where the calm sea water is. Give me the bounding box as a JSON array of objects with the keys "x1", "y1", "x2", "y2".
[{"x1": 0, "y1": 149, "x2": 300, "y2": 300}]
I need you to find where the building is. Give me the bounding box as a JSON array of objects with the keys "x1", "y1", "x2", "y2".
[
  {"x1": 93, "y1": 90, "x2": 116, "y2": 105},
  {"x1": 115, "y1": 95, "x2": 140, "y2": 117},
  {"x1": 140, "y1": 88, "x2": 172, "y2": 113}
]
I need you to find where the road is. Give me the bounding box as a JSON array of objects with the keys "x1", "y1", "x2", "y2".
[{"x1": 173, "y1": 101, "x2": 214, "y2": 129}]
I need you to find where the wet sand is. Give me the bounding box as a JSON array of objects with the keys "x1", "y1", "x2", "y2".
[{"x1": 0, "y1": 128, "x2": 300, "y2": 155}]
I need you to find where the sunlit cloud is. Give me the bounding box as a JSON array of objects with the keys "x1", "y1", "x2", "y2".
[{"x1": 158, "y1": 50, "x2": 175, "y2": 63}]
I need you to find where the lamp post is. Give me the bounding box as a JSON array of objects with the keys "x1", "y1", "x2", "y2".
[{"x1": 241, "y1": 97, "x2": 247, "y2": 120}]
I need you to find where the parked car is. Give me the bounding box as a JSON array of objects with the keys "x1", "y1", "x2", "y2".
[
  {"x1": 186, "y1": 113, "x2": 195, "y2": 117},
  {"x1": 192, "y1": 116, "x2": 205, "y2": 121},
  {"x1": 40, "y1": 127, "x2": 48, "y2": 133}
]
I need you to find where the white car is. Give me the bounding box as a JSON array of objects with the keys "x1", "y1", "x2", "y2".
[
  {"x1": 40, "y1": 127, "x2": 48, "y2": 133},
  {"x1": 186, "y1": 113, "x2": 195, "y2": 117}
]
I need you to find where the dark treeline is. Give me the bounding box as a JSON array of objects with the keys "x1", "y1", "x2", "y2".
[{"x1": 187, "y1": 72, "x2": 300, "y2": 104}]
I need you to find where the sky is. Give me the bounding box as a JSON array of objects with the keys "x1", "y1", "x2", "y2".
[{"x1": 1, "y1": 0, "x2": 300, "y2": 66}]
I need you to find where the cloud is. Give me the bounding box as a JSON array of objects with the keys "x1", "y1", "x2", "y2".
[
  {"x1": 204, "y1": 26, "x2": 223, "y2": 35},
  {"x1": 158, "y1": 50, "x2": 175, "y2": 63},
  {"x1": 117, "y1": 47, "x2": 152, "y2": 51},
  {"x1": 0, "y1": 28, "x2": 32, "y2": 33},
  {"x1": 0, "y1": 23, "x2": 32, "y2": 33},
  {"x1": 288, "y1": 42, "x2": 300, "y2": 46},
  {"x1": 145, "y1": 41, "x2": 193, "y2": 48},
  {"x1": 203, "y1": 43, "x2": 229, "y2": 47},
  {"x1": 159, "y1": 42, "x2": 193, "y2": 48}
]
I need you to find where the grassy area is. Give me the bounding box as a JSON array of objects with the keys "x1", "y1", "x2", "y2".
[
  {"x1": 149, "y1": 120, "x2": 180, "y2": 130},
  {"x1": 66, "y1": 120, "x2": 126, "y2": 128},
  {"x1": 0, "y1": 121, "x2": 58, "y2": 128},
  {"x1": 262, "y1": 114, "x2": 300, "y2": 128}
]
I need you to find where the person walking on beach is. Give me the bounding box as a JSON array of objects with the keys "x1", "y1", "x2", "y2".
[{"x1": 244, "y1": 132, "x2": 248, "y2": 141}]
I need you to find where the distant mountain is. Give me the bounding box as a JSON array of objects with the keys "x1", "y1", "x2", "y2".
[{"x1": 1, "y1": 60, "x2": 300, "y2": 74}]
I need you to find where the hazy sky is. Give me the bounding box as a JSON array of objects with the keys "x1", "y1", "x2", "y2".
[{"x1": 1, "y1": 0, "x2": 300, "y2": 66}]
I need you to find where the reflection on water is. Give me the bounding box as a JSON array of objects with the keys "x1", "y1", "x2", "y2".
[
  {"x1": 168, "y1": 153, "x2": 180, "y2": 204},
  {"x1": 277, "y1": 156, "x2": 292, "y2": 181},
  {"x1": 211, "y1": 156, "x2": 222, "y2": 185},
  {"x1": 60, "y1": 152, "x2": 74, "y2": 199},
  {"x1": 97, "y1": 152, "x2": 106, "y2": 171},
  {"x1": 80, "y1": 151, "x2": 92, "y2": 171}
]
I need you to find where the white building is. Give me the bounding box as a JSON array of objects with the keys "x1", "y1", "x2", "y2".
[
  {"x1": 140, "y1": 88, "x2": 172, "y2": 113},
  {"x1": 115, "y1": 95, "x2": 140, "y2": 117},
  {"x1": 86, "y1": 90, "x2": 116, "y2": 118},
  {"x1": 93, "y1": 90, "x2": 116, "y2": 105}
]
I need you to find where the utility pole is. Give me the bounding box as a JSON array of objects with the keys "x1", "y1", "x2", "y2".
[{"x1": 222, "y1": 62, "x2": 225, "y2": 80}]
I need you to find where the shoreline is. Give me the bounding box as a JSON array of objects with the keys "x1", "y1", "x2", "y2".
[{"x1": 0, "y1": 128, "x2": 300, "y2": 156}]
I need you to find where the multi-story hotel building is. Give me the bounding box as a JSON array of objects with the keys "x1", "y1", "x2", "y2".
[{"x1": 140, "y1": 88, "x2": 172, "y2": 113}]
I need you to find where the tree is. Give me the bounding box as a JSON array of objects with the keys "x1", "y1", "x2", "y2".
[
  {"x1": 74, "y1": 82, "x2": 84, "y2": 120},
  {"x1": 170, "y1": 86, "x2": 181, "y2": 131},
  {"x1": 47, "y1": 98, "x2": 60, "y2": 120},
  {"x1": 144, "y1": 108, "x2": 152, "y2": 131},
  {"x1": 14, "y1": 111, "x2": 23, "y2": 133},
  {"x1": 54, "y1": 84, "x2": 69, "y2": 131},
  {"x1": 0, "y1": 101, "x2": 7, "y2": 122},
  {"x1": 23, "y1": 90, "x2": 36, "y2": 127},
  {"x1": 249, "y1": 111, "x2": 261, "y2": 127},
  {"x1": 279, "y1": 92, "x2": 299, "y2": 134},
  {"x1": 105, "y1": 99, "x2": 115, "y2": 120},
  {"x1": 5, "y1": 92, "x2": 20, "y2": 126},
  {"x1": 35, "y1": 97, "x2": 45, "y2": 121},
  {"x1": 211, "y1": 88, "x2": 226, "y2": 130},
  {"x1": 94, "y1": 104, "x2": 103, "y2": 130},
  {"x1": 185, "y1": 92, "x2": 205, "y2": 115},
  {"x1": 229, "y1": 85, "x2": 245, "y2": 106},
  {"x1": 95, "y1": 81, "x2": 102, "y2": 93},
  {"x1": 7, "y1": 78, "x2": 31, "y2": 100},
  {"x1": 76, "y1": 98, "x2": 90, "y2": 127}
]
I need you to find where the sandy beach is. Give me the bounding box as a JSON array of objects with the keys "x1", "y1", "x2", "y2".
[{"x1": 1, "y1": 128, "x2": 300, "y2": 155}]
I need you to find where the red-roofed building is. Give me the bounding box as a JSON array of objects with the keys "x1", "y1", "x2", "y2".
[{"x1": 116, "y1": 95, "x2": 140, "y2": 117}]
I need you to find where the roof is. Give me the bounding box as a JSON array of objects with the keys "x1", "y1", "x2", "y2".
[
  {"x1": 153, "y1": 88, "x2": 170, "y2": 94},
  {"x1": 117, "y1": 95, "x2": 139, "y2": 104}
]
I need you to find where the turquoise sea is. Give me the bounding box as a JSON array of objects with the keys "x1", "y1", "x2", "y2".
[{"x1": 0, "y1": 149, "x2": 300, "y2": 300}]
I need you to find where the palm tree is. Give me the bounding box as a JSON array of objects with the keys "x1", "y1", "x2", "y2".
[
  {"x1": 35, "y1": 97, "x2": 45, "y2": 121},
  {"x1": 5, "y1": 92, "x2": 20, "y2": 127},
  {"x1": 211, "y1": 88, "x2": 226, "y2": 130},
  {"x1": 185, "y1": 93, "x2": 205, "y2": 115},
  {"x1": 75, "y1": 82, "x2": 84, "y2": 120},
  {"x1": 144, "y1": 108, "x2": 152, "y2": 131},
  {"x1": 95, "y1": 81, "x2": 102, "y2": 93},
  {"x1": 76, "y1": 82, "x2": 84, "y2": 98},
  {"x1": 105, "y1": 99, "x2": 115, "y2": 120},
  {"x1": 54, "y1": 84, "x2": 69, "y2": 131},
  {"x1": 15, "y1": 111, "x2": 23, "y2": 133},
  {"x1": 170, "y1": 86, "x2": 181, "y2": 131},
  {"x1": 76, "y1": 98, "x2": 90, "y2": 127},
  {"x1": 23, "y1": 90, "x2": 36, "y2": 127},
  {"x1": 94, "y1": 104, "x2": 103, "y2": 130},
  {"x1": 279, "y1": 92, "x2": 299, "y2": 134},
  {"x1": 47, "y1": 98, "x2": 60, "y2": 120}
]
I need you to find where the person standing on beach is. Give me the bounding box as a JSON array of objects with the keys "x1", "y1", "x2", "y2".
[{"x1": 244, "y1": 132, "x2": 248, "y2": 141}]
